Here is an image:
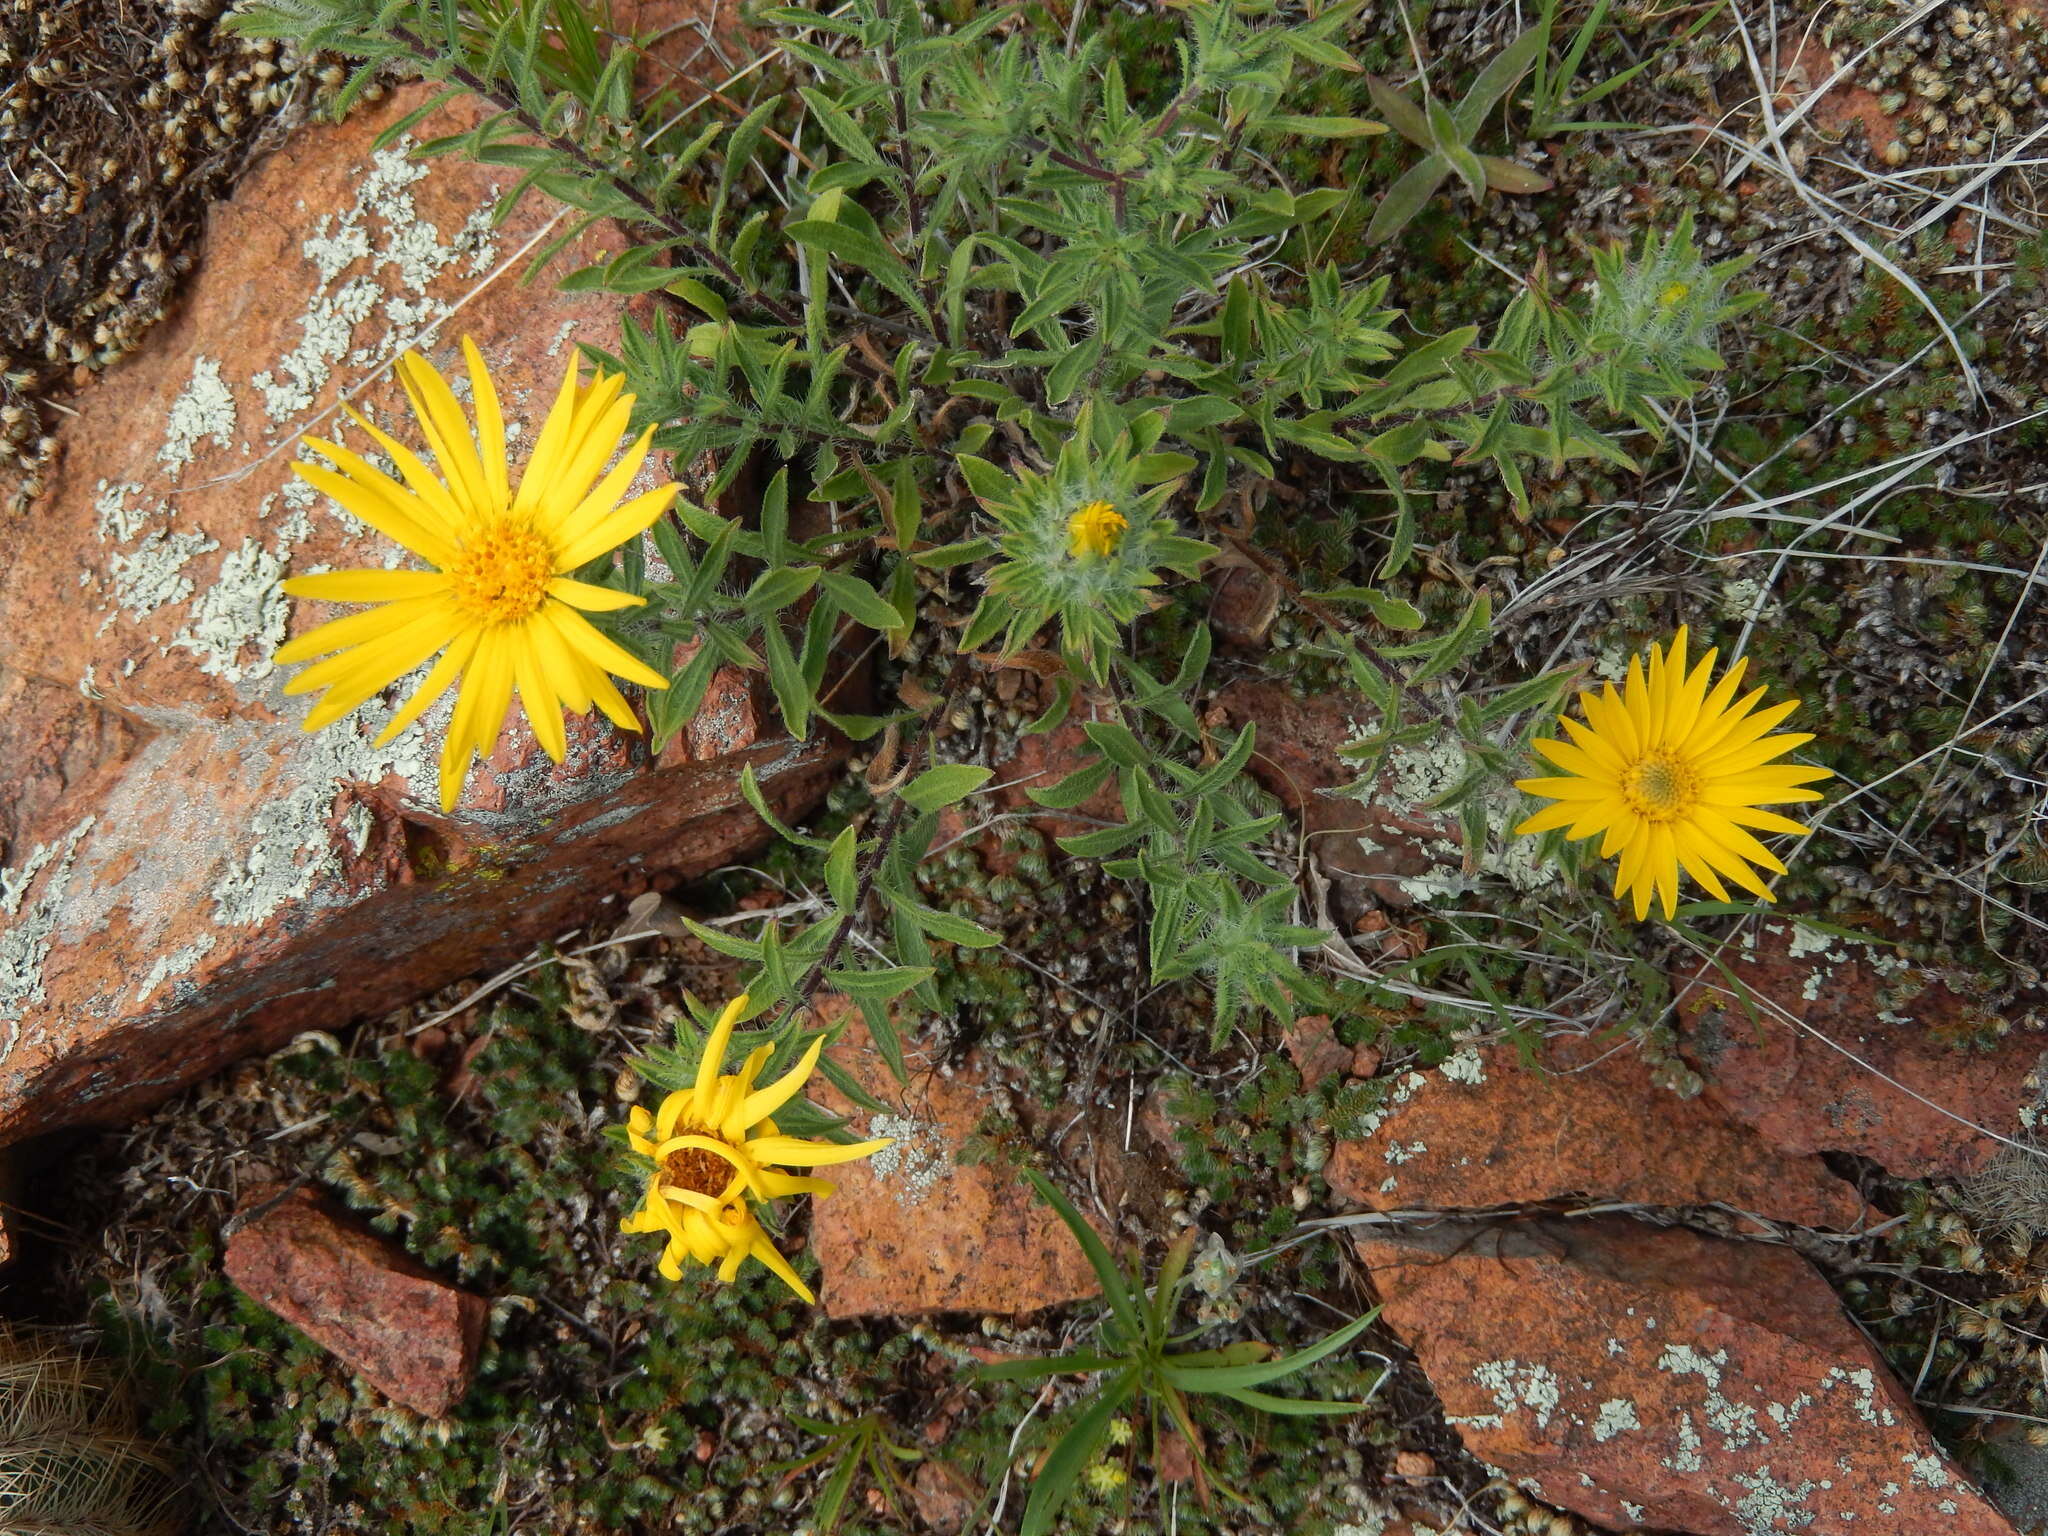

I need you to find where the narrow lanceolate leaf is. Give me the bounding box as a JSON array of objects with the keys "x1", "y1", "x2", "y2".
[
  {"x1": 1214, "y1": 1385, "x2": 1377, "y2": 1415},
  {"x1": 1021, "y1": 1169, "x2": 1140, "y2": 1337},
  {"x1": 1020, "y1": 1372, "x2": 1140, "y2": 1536},
  {"x1": 1159, "y1": 1309, "x2": 1378, "y2": 1391}
]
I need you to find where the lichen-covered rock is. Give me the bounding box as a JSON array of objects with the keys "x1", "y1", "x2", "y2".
[
  {"x1": 0, "y1": 81, "x2": 842, "y2": 1147},
  {"x1": 806, "y1": 1001, "x2": 1100, "y2": 1318},
  {"x1": 1674, "y1": 927, "x2": 2047, "y2": 1180},
  {"x1": 1358, "y1": 1217, "x2": 2020, "y2": 1536},
  {"x1": 1326, "y1": 1035, "x2": 1867, "y2": 1229},
  {"x1": 223, "y1": 1185, "x2": 485, "y2": 1417}
]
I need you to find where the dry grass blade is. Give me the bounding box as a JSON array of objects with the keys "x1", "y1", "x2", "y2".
[{"x1": 0, "y1": 1331, "x2": 183, "y2": 1536}]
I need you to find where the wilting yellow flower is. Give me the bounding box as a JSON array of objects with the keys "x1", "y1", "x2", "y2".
[
  {"x1": 621, "y1": 994, "x2": 890, "y2": 1303},
  {"x1": 276, "y1": 339, "x2": 673, "y2": 812},
  {"x1": 1067, "y1": 499, "x2": 1129, "y2": 559},
  {"x1": 1514, "y1": 628, "x2": 1833, "y2": 921}
]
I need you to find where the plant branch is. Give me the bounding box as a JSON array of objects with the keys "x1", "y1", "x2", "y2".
[
  {"x1": 1222, "y1": 532, "x2": 1456, "y2": 726},
  {"x1": 773, "y1": 655, "x2": 975, "y2": 1035},
  {"x1": 387, "y1": 21, "x2": 805, "y2": 330}
]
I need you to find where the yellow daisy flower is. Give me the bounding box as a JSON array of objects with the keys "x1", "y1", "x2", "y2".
[
  {"x1": 1514, "y1": 627, "x2": 1834, "y2": 921},
  {"x1": 275, "y1": 338, "x2": 673, "y2": 812},
  {"x1": 621, "y1": 993, "x2": 891, "y2": 1303},
  {"x1": 1067, "y1": 498, "x2": 1129, "y2": 559}
]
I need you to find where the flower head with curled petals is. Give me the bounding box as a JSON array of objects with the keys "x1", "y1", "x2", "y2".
[
  {"x1": 275, "y1": 338, "x2": 673, "y2": 811},
  {"x1": 620, "y1": 994, "x2": 891, "y2": 1303},
  {"x1": 1514, "y1": 627, "x2": 1834, "y2": 921}
]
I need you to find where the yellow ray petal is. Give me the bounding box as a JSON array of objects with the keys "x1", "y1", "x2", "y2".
[
  {"x1": 1582, "y1": 682, "x2": 1640, "y2": 759},
  {"x1": 513, "y1": 631, "x2": 568, "y2": 764},
  {"x1": 1514, "y1": 774, "x2": 1613, "y2": 802},
  {"x1": 374, "y1": 624, "x2": 482, "y2": 747},
  {"x1": 749, "y1": 1232, "x2": 816, "y2": 1302},
  {"x1": 548, "y1": 426, "x2": 655, "y2": 548},
  {"x1": 276, "y1": 595, "x2": 441, "y2": 667},
  {"x1": 512, "y1": 353, "x2": 586, "y2": 519},
  {"x1": 1596, "y1": 807, "x2": 1640, "y2": 861},
  {"x1": 553, "y1": 484, "x2": 678, "y2": 573},
  {"x1": 1621, "y1": 654, "x2": 1652, "y2": 741},
  {"x1": 1701, "y1": 731, "x2": 1816, "y2": 779},
  {"x1": 301, "y1": 434, "x2": 462, "y2": 544},
  {"x1": 546, "y1": 576, "x2": 645, "y2": 613},
  {"x1": 1676, "y1": 820, "x2": 1774, "y2": 900},
  {"x1": 1670, "y1": 824, "x2": 1732, "y2": 903},
  {"x1": 1558, "y1": 714, "x2": 1628, "y2": 773},
  {"x1": 1695, "y1": 696, "x2": 1803, "y2": 766},
  {"x1": 548, "y1": 603, "x2": 669, "y2": 690},
  {"x1": 1662, "y1": 642, "x2": 1718, "y2": 746},
  {"x1": 542, "y1": 388, "x2": 635, "y2": 533},
  {"x1": 529, "y1": 609, "x2": 596, "y2": 714},
  {"x1": 439, "y1": 628, "x2": 511, "y2": 811},
  {"x1": 1681, "y1": 682, "x2": 1772, "y2": 758},
  {"x1": 744, "y1": 1133, "x2": 895, "y2": 1167},
  {"x1": 282, "y1": 569, "x2": 451, "y2": 604},
  {"x1": 585, "y1": 667, "x2": 643, "y2": 732},
  {"x1": 730, "y1": 1036, "x2": 825, "y2": 1138},
  {"x1": 293, "y1": 461, "x2": 456, "y2": 568},
  {"x1": 1647, "y1": 822, "x2": 1680, "y2": 918},
  {"x1": 1530, "y1": 738, "x2": 1614, "y2": 783},
  {"x1": 1692, "y1": 809, "x2": 1788, "y2": 877},
  {"x1": 299, "y1": 608, "x2": 462, "y2": 731},
  {"x1": 463, "y1": 336, "x2": 511, "y2": 512},
  {"x1": 696, "y1": 994, "x2": 750, "y2": 1101},
  {"x1": 396, "y1": 350, "x2": 491, "y2": 519},
  {"x1": 333, "y1": 411, "x2": 470, "y2": 540},
  {"x1": 1715, "y1": 804, "x2": 1814, "y2": 838},
  {"x1": 283, "y1": 605, "x2": 449, "y2": 690}
]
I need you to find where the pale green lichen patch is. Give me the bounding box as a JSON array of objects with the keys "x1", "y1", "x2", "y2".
[
  {"x1": 210, "y1": 689, "x2": 445, "y2": 928},
  {"x1": 861, "y1": 1112, "x2": 946, "y2": 1206},
  {"x1": 0, "y1": 817, "x2": 98, "y2": 1029},
  {"x1": 158, "y1": 356, "x2": 237, "y2": 475},
  {"x1": 172, "y1": 538, "x2": 290, "y2": 683},
  {"x1": 107, "y1": 528, "x2": 218, "y2": 622},
  {"x1": 133, "y1": 934, "x2": 217, "y2": 1006},
  {"x1": 252, "y1": 139, "x2": 500, "y2": 425}
]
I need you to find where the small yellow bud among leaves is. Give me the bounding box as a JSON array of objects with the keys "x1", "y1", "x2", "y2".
[{"x1": 1067, "y1": 499, "x2": 1129, "y2": 559}]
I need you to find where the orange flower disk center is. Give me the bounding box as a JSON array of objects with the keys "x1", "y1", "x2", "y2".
[
  {"x1": 450, "y1": 521, "x2": 554, "y2": 624},
  {"x1": 661, "y1": 1140, "x2": 737, "y2": 1198},
  {"x1": 1621, "y1": 753, "x2": 1699, "y2": 822}
]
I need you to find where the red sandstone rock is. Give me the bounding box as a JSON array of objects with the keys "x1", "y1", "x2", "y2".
[
  {"x1": 1208, "y1": 566, "x2": 1281, "y2": 647},
  {"x1": 1359, "y1": 1217, "x2": 2019, "y2": 1536},
  {"x1": 910, "y1": 1462, "x2": 977, "y2": 1535},
  {"x1": 1282, "y1": 1013, "x2": 1352, "y2": 1086},
  {"x1": 0, "y1": 78, "x2": 845, "y2": 1146},
  {"x1": 1775, "y1": 41, "x2": 1902, "y2": 159},
  {"x1": 223, "y1": 1185, "x2": 485, "y2": 1417},
  {"x1": 1326, "y1": 1035, "x2": 1867, "y2": 1229},
  {"x1": 1674, "y1": 928, "x2": 2046, "y2": 1180},
  {"x1": 807, "y1": 1002, "x2": 1099, "y2": 1318},
  {"x1": 1210, "y1": 681, "x2": 1459, "y2": 912}
]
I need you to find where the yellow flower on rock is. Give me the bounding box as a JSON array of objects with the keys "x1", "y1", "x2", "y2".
[
  {"x1": 276, "y1": 338, "x2": 673, "y2": 812},
  {"x1": 621, "y1": 994, "x2": 891, "y2": 1303},
  {"x1": 1514, "y1": 627, "x2": 1833, "y2": 921},
  {"x1": 1067, "y1": 499, "x2": 1129, "y2": 559}
]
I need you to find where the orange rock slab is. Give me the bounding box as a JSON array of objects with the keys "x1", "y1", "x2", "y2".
[
  {"x1": 224, "y1": 1186, "x2": 486, "y2": 1418},
  {"x1": 1675, "y1": 928, "x2": 2046, "y2": 1180},
  {"x1": 807, "y1": 1003, "x2": 1100, "y2": 1319},
  {"x1": 1360, "y1": 1217, "x2": 2020, "y2": 1536},
  {"x1": 0, "y1": 81, "x2": 842, "y2": 1147},
  {"x1": 1327, "y1": 1035, "x2": 1867, "y2": 1230}
]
